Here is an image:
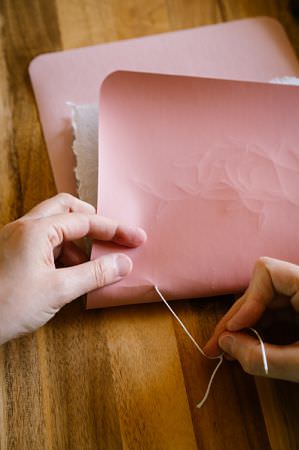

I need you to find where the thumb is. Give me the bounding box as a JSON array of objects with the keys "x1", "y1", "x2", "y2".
[
  {"x1": 53, "y1": 253, "x2": 132, "y2": 306},
  {"x1": 218, "y1": 332, "x2": 299, "y2": 382}
]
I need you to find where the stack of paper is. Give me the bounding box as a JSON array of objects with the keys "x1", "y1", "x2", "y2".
[{"x1": 29, "y1": 17, "x2": 299, "y2": 308}]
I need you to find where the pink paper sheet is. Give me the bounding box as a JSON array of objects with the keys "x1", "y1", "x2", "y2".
[
  {"x1": 29, "y1": 17, "x2": 299, "y2": 195},
  {"x1": 87, "y1": 72, "x2": 299, "y2": 308}
]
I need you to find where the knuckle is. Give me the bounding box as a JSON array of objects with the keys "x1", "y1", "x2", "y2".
[
  {"x1": 56, "y1": 192, "x2": 75, "y2": 206},
  {"x1": 92, "y1": 259, "x2": 107, "y2": 288}
]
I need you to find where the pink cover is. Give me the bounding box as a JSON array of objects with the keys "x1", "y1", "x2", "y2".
[
  {"x1": 88, "y1": 71, "x2": 299, "y2": 308},
  {"x1": 29, "y1": 17, "x2": 299, "y2": 195}
]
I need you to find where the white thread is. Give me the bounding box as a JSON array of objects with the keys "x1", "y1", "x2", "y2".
[
  {"x1": 249, "y1": 327, "x2": 269, "y2": 375},
  {"x1": 154, "y1": 285, "x2": 223, "y2": 409},
  {"x1": 154, "y1": 286, "x2": 269, "y2": 409}
]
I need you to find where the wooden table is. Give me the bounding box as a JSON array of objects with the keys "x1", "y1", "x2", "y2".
[{"x1": 1, "y1": 1, "x2": 299, "y2": 449}]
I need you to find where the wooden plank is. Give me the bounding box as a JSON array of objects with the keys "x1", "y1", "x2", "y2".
[
  {"x1": 104, "y1": 303, "x2": 197, "y2": 449},
  {"x1": 1, "y1": 0, "x2": 58, "y2": 216},
  {"x1": 0, "y1": 1, "x2": 60, "y2": 449},
  {"x1": 56, "y1": 0, "x2": 170, "y2": 46},
  {"x1": 0, "y1": 16, "x2": 21, "y2": 225},
  {"x1": 171, "y1": 298, "x2": 271, "y2": 450},
  {"x1": 166, "y1": 0, "x2": 223, "y2": 28}
]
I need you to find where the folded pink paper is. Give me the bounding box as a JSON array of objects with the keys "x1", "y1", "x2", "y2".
[
  {"x1": 87, "y1": 72, "x2": 299, "y2": 308},
  {"x1": 29, "y1": 17, "x2": 299, "y2": 195}
]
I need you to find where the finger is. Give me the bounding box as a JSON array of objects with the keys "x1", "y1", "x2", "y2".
[
  {"x1": 24, "y1": 193, "x2": 95, "y2": 219},
  {"x1": 56, "y1": 241, "x2": 88, "y2": 266},
  {"x1": 52, "y1": 253, "x2": 132, "y2": 306},
  {"x1": 218, "y1": 331, "x2": 299, "y2": 382},
  {"x1": 227, "y1": 257, "x2": 299, "y2": 332},
  {"x1": 203, "y1": 294, "x2": 246, "y2": 356},
  {"x1": 264, "y1": 258, "x2": 299, "y2": 312},
  {"x1": 43, "y1": 213, "x2": 147, "y2": 248}
]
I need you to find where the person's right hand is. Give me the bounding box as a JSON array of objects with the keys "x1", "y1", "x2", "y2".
[{"x1": 204, "y1": 257, "x2": 299, "y2": 382}]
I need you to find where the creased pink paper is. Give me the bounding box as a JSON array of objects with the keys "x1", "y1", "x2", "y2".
[{"x1": 87, "y1": 72, "x2": 299, "y2": 308}]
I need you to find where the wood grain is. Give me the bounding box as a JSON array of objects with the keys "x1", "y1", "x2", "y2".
[{"x1": 0, "y1": 1, "x2": 299, "y2": 449}]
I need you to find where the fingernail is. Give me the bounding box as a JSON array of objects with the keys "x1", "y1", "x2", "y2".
[
  {"x1": 115, "y1": 227, "x2": 147, "y2": 247},
  {"x1": 219, "y1": 334, "x2": 234, "y2": 353},
  {"x1": 115, "y1": 254, "x2": 132, "y2": 277},
  {"x1": 132, "y1": 227, "x2": 147, "y2": 245}
]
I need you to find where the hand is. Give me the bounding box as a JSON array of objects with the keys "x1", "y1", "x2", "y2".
[
  {"x1": 204, "y1": 257, "x2": 299, "y2": 382},
  {"x1": 0, "y1": 193, "x2": 146, "y2": 344}
]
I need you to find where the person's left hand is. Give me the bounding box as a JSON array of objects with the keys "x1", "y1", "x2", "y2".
[{"x1": 0, "y1": 193, "x2": 146, "y2": 344}]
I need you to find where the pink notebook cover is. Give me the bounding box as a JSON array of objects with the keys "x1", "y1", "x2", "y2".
[
  {"x1": 29, "y1": 17, "x2": 299, "y2": 196},
  {"x1": 88, "y1": 71, "x2": 299, "y2": 308}
]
